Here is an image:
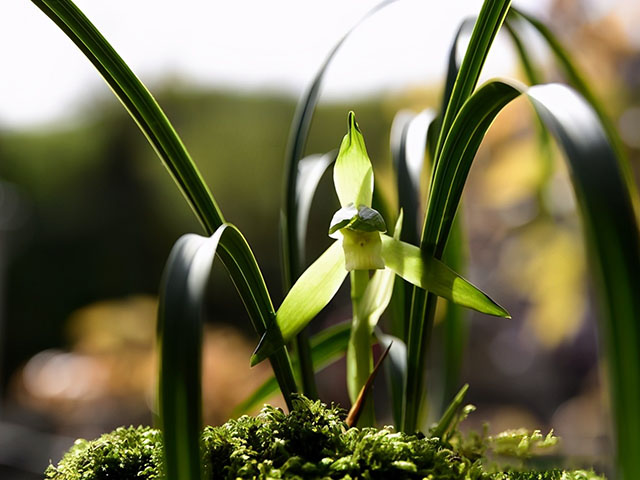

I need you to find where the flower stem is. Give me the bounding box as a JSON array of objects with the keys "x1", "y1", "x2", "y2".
[{"x1": 347, "y1": 269, "x2": 375, "y2": 426}]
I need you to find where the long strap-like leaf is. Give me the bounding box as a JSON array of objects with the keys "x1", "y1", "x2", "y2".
[
  {"x1": 31, "y1": 0, "x2": 298, "y2": 402},
  {"x1": 158, "y1": 232, "x2": 218, "y2": 480},
  {"x1": 291, "y1": 151, "x2": 336, "y2": 397},
  {"x1": 157, "y1": 225, "x2": 308, "y2": 479},
  {"x1": 31, "y1": 0, "x2": 222, "y2": 232},
  {"x1": 509, "y1": 7, "x2": 640, "y2": 221},
  {"x1": 432, "y1": 0, "x2": 512, "y2": 166},
  {"x1": 526, "y1": 85, "x2": 640, "y2": 480},
  {"x1": 403, "y1": 0, "x2": 512, "y2": 434},
  {"x1": 416, "y1": 78, "x2": 640, "y2": 478}
]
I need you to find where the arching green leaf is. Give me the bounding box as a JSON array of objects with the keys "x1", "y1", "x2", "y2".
[
  {"x1": 404, "y1": 0, "x2": 512, "y2": 434},
  {"x1": 295, "y1": 151, "x2": 336, "y2": 263},
  {"x1": 390, "y1": 109, "x2": 435, "y2": 244},
  {"x1": 411, "y1": 77, "x2": 640, "y2": 476}
]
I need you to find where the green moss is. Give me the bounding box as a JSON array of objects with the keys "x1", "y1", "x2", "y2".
[
  {"x1": 492, "y1": 471, "x2": 603, "y2": 480},
  {"x1": 45, "y1": 396, "x2": 606, "y2": 480},
  {"x1": 45, "y1": 426, "x2": 164, "y2": 480}
]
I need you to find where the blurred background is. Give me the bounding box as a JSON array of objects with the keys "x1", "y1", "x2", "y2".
[{"x1": 1, "y1": 0, "x2": 639, "y2": 477}]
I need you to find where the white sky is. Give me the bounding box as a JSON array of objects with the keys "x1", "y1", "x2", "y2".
[{"x1": 0, "y1": 0, "x2": 553, "y2": 129}]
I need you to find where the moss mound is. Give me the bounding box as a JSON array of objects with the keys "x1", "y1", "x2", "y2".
[{"x1": 45, "y1": 396, "x2": 605, "y2": 480}]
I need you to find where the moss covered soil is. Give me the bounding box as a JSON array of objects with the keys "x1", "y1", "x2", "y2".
[{"x1": 45, "y1": 396, "x2": 605, "y2": 480}]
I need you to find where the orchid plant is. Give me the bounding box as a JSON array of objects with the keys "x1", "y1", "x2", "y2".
[
  {"x1": 25, "y1": 0, "x2": 640, "y2": 478},
  {"x1": 252, "y1": 111, "x2": 508, "y2": 425}
]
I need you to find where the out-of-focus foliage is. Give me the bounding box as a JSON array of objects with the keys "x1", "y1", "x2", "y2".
[
  {"x1": 0, "y1": 89, "x2": 393, "y2": 386},
  {"x1": 489, "y1": 429, "x2": 558, "y2": 459},
  {"x1": 11, "y1": 296, "x2": 275, "y2": 430}
]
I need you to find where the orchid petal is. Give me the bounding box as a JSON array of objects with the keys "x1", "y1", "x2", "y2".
[
  {"x1": 381, "y1": 235, "x2": 509, "y2": 317},
  {"x1": 251, "y1": 241, "x2": 348, "y2": 365}
]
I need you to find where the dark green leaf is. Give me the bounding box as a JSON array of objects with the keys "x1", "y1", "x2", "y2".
[
  {"x1": 390, "y1": 109, "x2": 435, "y2": 244},
  {"x1": 30, "y1": 0, "x2": 299, "y2": 403},
  {"x1": 414, "y1": 77, "x2": 640, "y2": 477},
  {"x1": 433, "y1": 0, "x2": 512, "y2": 165},
  {"x1": 295, "y1": 151, "x2": 336, "y2": 262},
  {"x1": 404, "y1": 0, "x2": 512, "y2": 434},
  {"x1": 526, "y1": 84, "x2": 640, "y2": 480},
  {"x1": 158, "y1": 232, "x2": 222, "y2": 480}
]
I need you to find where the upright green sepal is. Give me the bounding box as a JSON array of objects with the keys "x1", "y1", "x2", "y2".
[{"x1": 334, "y1": 112, "x2": 374, "y2": 208}]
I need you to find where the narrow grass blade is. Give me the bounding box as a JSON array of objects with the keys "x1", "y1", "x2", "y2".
[
  {"x1": 376, "y1": 330, "x2": 407, "y2": 429},
  {"x1": 431, "y1": 383, "x2": 469, "y2": 439},
  {"x1": 428, "y1": 17, "x2": 476, "y2": 160},
  {"x1": 510, "y1": 7, "x2": 640, "y2": 220},
  {"x1": 503, "y1": 20, "x2": 541, "y2": 85},
  {"x1": 430, "y1": 18, "x2": 476, "y2": 416},
  {"x1": 158, "y1": 232, "x2": 223, "y2": 480},
  {"x1": 503, "y1": 20, "x2": 555, "y2": 198},
  {"x1": 381, "y1": 235, "x2": 509, "y2": 317},
  {"x1": 424, "y1": 81, "x2": 521, "y2": 253},
  {"x1": 233, "y1": 321, "x2": 351, "y2": 417},
  {"x1": 252, "y1": 241, "x2": 347, "y2": 365}
]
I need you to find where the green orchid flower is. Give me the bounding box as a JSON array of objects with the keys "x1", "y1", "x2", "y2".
[{"x1": 252, "y1": 112, "x2": 509, "y2": 421}]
